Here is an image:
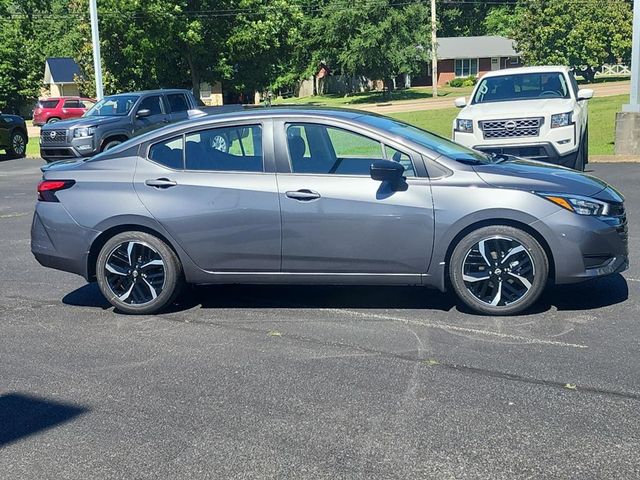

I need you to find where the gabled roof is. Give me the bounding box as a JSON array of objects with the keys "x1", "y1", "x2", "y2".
[
  {"x1": 44, "y1": 57, "x2": 82, "y2": 84},
  {"x1": 436, "y1": 36, "x2": 518, "y2": 60}
]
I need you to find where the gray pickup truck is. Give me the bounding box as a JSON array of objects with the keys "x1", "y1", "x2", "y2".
[{"x1": 40, "y1": 89, "x2": 199, "y2": 162}]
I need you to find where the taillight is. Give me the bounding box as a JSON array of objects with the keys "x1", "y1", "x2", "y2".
[{"x1": 37, "y1": 180, "x2": 75, "y2": 202}]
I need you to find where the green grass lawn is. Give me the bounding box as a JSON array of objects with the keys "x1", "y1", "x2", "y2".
[
  {"x1": 389, "y1": 94, "x2": 629, "y2": 156},
  {"x1": 273, "y1": 85, "x2": 474, "y2": 107},
  {"x1": 26, "y1": 138, "x2": 40, "y2": 157}
]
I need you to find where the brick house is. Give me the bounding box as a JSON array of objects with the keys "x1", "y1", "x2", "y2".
[{"x1": 412, "y1": 36, "x2": 521, "y2": 87}]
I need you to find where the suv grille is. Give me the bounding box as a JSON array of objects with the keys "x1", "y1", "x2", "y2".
[
  {"x1": 480, "y1": 118, "x2": 543, "y2": 139},
  {"x1": 40, "y1": 129, "x2": 68, "y2": 144}
]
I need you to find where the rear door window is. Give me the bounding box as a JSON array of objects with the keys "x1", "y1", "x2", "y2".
[
  {"x1": 167, "y1": 94, "x2": 189, "y2": 113},
  {"x1": 148, "y1": 136, "x2": 184, "y2": 169},
  {"x1": 185, "y1": 125, "x2": 263, "y2": 172},
  {"x1": 63, "y1": 99, "x2": 83, "y2": 108}
]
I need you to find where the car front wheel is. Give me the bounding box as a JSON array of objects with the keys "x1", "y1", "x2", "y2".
[
  {"x1": 96, "y1": 231, "x2": 184, "y2": 315},
  {"x1": 449, "y1": 226, "x2": 549, "y2": 315}
]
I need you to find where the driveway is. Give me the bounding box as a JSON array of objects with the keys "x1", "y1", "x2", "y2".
[{"x1": 0, "y1": 158, "x2": 639, "y2": 479}]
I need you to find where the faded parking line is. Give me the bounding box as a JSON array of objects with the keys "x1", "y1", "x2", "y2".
[
  {"x1": 320, "y1": 308, "x2": 589, "y2": 349},
  {"x1": 0, "y1": 212, "x2": 30, "y2": 219}
]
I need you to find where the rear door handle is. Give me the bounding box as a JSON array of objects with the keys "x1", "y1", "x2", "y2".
[
  {"x1": 145, "y1": 178, "x2": 177, "y2": 188},
  {"x1": 285, "y1": 189, "x2": 321, "y2": 201}
]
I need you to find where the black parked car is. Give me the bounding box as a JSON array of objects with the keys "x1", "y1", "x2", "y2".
[{"x1": 0, "y1": 111, "x2": 28, "y2": 157}]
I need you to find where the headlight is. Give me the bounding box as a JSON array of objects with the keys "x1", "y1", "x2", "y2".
[
  {"x1": 73, "y1": 127, "x2": 95, "y2": 138},
  {"x1": 455, "y1": 119, "x2": 473, "y2": 133},
  {"x1": 537, "y1": 192, "x2": 608, "y2": 216},
  {"x1": 550, "y1": 112, "x2": 572, "y2": 128}
]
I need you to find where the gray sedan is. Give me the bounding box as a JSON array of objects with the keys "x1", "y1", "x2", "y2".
[{"x1": 31, "y1": 108, "x2": 628, "y2": 315}]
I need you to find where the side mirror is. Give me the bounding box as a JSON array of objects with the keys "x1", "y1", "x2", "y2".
[
  {"x1": 370, "y1": 159, "x2": 405, "y2": 184},
  {"x1": 454, "y1": 97, "x2": 467, "y2": 108},
  {"x1": 577, "y1": 89, "x2": 594, "y2": 101},
  {"x1": 136, "y1": 108, "x2": 151, "y2": 118}
]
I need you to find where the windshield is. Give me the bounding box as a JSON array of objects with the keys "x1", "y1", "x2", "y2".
[
  {"x1": 359, "y1": 115, "x2": 491, "y2": 164},
  {"x1": 83, "y1": 95, "x2": 139, "y2": 117},
  {"x1": 473, "y1": 72, "x2": 570, "y2": 104}
]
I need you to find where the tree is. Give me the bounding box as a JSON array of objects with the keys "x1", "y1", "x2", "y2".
[
  {"x1": 483, "y1": 6, "x2": 522, "y2": 38},
  {"x1": 307, "y1": 0, "x2": 430, "y2": 97},
  {"x1": 513, "y1": 0, "x2": 633, "y2": 82}
]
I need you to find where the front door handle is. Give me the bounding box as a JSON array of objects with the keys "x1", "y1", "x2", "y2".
[
  {"x1": 145, "y1": 178, "x2": 177, "y2": 188},
  {"x1": 285, "y1": 189, "x2": 321, "y2": 201}
]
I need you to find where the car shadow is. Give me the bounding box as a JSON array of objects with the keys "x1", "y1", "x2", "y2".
[
  {"x1": 0, "y1": 393, "x2": 88, "y2": 447},
  {"x1": 63, "y1": 274, "x2": 629, "y2": 316}
]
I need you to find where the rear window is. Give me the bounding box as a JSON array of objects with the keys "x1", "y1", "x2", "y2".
[{"x1": 39, "y1": 100, "x2": 59, "y2": 109}]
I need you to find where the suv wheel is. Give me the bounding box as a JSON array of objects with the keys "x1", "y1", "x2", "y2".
[
  {"x1": 574, "y1": 128, "x2": 588, "y2": 171},
  {"x1": 8, "y1": 130, "x2": 27, "y2": 158},
  {"x1": 96, "y1": 232, "x2": 184, "y2": 315},
  {"x1": 449, "y1": 226, "x2": 549, "y2": 316},
  {"x1": 102, "y1": 139, "x2": 123, "y2": 152}
]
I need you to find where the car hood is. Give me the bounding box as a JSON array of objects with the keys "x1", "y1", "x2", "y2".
[
  {"x1": 460, "y1": 98, "x2": 575, "y2": 119},
  {"x1": 40, "y1": 115, "x2": 122, "y2": 130},
  {"x1": 472, "y1": 157, "x2": 617, "y2": 200}
]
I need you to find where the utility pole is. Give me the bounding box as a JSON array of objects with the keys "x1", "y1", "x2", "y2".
[
  {"x1": 431, "y1": 0, "x2": 438, "y2": 98},
  {"x1": 89, "y1": 0, "x2": 104, "y2": 100},
  {"x1": 615, "y1": 0, "x2": 640, "y2": 154}
]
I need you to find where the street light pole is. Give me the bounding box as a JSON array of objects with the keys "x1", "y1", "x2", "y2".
[
  {"x1": 89, "y1": 0, "x2": 104, "y2": 100},
  {"x1": 623, "y1": 0, "x2": 640, "y2": 113},
  {"x1": 615, "y1": 0, "x2": 640, "y2": 155},
  {"x1": 431, "y1": 0, "x2": 438, "y2": 98}
]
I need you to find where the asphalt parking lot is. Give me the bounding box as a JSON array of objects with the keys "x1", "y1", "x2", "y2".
[{"x1": 0, "y1": 157, "x2": 639, "y2": 479}]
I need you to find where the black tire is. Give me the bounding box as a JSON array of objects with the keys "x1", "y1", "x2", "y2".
[
  {"x1": 7, "y1": 130, "x2": 27, "y2": 158},
  {"x1": 102, "y1": 139, "x2": 123, "y2": 152},
  {"x1": 574, "y1": 128, "x2": 588, "y2": 171},
  {"x1": 96, "y1": 231, "x2": 184, "y2": 315},
  {"x1": 449, "y1": 225, "x2": 549, "y2": 316},
  {"x1": 46, "y1": 117, "x2": 60, "y2": 124}
]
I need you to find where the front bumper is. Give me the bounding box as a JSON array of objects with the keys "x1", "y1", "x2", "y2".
[
  {"x1": 531, "y1": 208, "x2": 628, "y2": 284},
  {"x1": 40, "y1": 135, "x2": 98, "y2": 162}
]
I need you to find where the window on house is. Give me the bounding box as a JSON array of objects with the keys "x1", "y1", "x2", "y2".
[{"x1": 455, "y1": 59, "x2": 478, "y2": 78}]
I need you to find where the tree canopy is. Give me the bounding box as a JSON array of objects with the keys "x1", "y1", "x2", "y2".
[{"x1": 513, "y1": 0, "x2": 633, "y2": 82}]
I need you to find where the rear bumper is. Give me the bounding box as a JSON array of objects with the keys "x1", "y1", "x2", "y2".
[{"x1": 31, "y1": 206, "x2": 97, "y2": 280}]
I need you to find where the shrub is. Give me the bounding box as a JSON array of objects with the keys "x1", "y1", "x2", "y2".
[{"x1": 448, "y1": 76, "x2": 477, "y2": 88}]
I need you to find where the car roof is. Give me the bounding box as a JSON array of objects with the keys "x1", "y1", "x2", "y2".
[
  {"x1": 107, "y1": 89, "x2": 192, "y2": 97},
  {"x1": 481, "y1": 66, "x2": 571, "y2": 79}
]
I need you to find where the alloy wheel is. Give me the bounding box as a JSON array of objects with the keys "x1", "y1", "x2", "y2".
[
  {"x1": 104, "y1": 241, "x2": 166, "y2": 305},
  {"x1": 12, "y1": 134, "x2": 26, "y2": 156},
  {"x1": 462, "y1": 236, "x2": 535, "y2": 307}
]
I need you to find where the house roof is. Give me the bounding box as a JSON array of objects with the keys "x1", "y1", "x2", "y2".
[
  {"x1": 436, "y1": 36, "x2": 518, "y2": 60},
  {"x1": 44, "y1": 57, "x2": 82, "y2": 84}
]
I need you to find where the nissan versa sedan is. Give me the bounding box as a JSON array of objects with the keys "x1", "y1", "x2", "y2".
[{"x1": 31, "y1": 108, "x2": 628, "y2": 316}]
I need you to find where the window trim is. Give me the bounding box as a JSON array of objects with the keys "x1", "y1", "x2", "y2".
[
  {"x1": 136, "y1": 94, "x2": 166, "y2": 116},
  {"x1": 283, "y1": 122, "x2": 417, "y2": 178}
]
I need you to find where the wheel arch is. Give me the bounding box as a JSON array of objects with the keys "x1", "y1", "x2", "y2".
[
  {"x1": 100, "y1": 133, "x2": 130, "y2": 151},
  {"x1": 438, "y1": 218, "x2": 556, "y2": 291}
]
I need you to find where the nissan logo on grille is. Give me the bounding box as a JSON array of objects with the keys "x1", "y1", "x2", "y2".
[
  {"x1": 504, "y1": 121, "x2": 517, "y2": 132},
  {"x1": 49, "y1": 131, "x2": 57, "y2": 139}
]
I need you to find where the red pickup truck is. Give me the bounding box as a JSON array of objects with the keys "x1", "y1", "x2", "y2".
[{"x1": 33, "y1": 97, "x2": 95, "y2": 126}]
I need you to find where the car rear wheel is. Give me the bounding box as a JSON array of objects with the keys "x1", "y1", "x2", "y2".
[
  {"x1": 96, "y1": 232, "x2": 184, "y2": 315},
  {"x1": 449, "y1": 226, "x2": 548, "y2": 316},
  {"x1": 46, "y1": 117, "x2": 60, "y2": 124},
  {"x1": 8, "y1": 130, "x2": 27, "y2": 158}
]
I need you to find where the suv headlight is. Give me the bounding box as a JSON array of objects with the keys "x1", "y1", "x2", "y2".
[
  {"x1": 455, "y1": 119, "x2": 473, "y2": 133},
  {"x1": 537, "y1": 192, "x2": 608, "y2": 216},
  {"x1": 74, "y1": 127, "x2": 95, "y2": 138},
  {"x1": 550, "y1": 112, "x2": 572, "y2": 128}
]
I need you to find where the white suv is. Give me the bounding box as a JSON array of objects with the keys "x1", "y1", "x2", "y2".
[{"x1": 452, "y1": 66, "x2": 593, "y2": 171}]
